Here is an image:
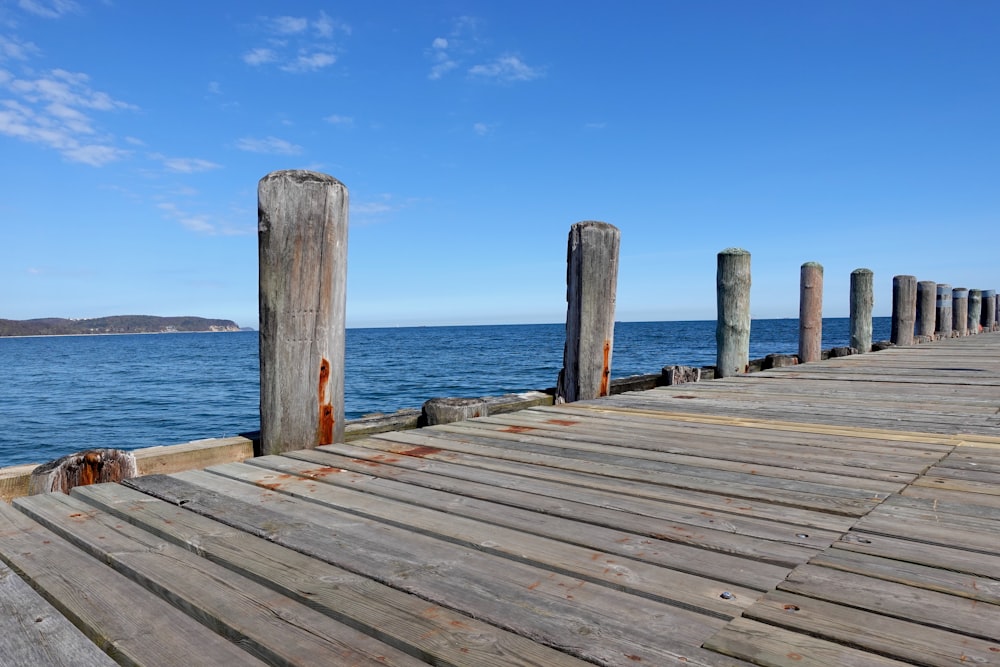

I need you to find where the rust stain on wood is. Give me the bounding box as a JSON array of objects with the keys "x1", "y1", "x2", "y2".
[
  {"x1": 501, "y1": 426, "x2": 536, "y2": 433},
  {"x1": 599, "y1": 339, "x2": 612, "y2": 396},
  {"x1": 399, "y1": 446, "x2": 442, "y2": 458},
  {"x1": 317, "y1": 357, "x2": 334, "y2": 445},
  {"x1": 545, "y1": 419, "x2": 579, "y2": 427}
]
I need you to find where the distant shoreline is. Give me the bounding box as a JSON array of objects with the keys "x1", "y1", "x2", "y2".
[
  {"x1": 0, "y1": 329, "x2": 253, "y2": 339},
  {"x1": 0, "y1": 315, "x2": 244, "y2": 338}
]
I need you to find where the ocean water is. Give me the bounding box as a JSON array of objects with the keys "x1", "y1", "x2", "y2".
[{"x1": 0, "y1": 317, "x2": 890, "y2": 467}]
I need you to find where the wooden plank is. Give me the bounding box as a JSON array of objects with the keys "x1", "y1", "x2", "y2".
[
  {"x1": 221, "y1": 456, "x2": 793, "y2": 592},
  {"x1": 0, "y1": 502, "x2": 268, "y2": 667},
  {"x1": 16, "y1": 492, "x2": 422, "y2": 667},
  {"x1": 777, "y1": 564, "x2": 1000, "y2": 641},
  {"x1": 834, "y1": 531, "x2": 1000, "y2": 580},
  {"x1": 125, "y1": 471, "x2": 754, "y2": 667},
  {"x1": 736, "y1": 591, "x2": 1000, "y2": 666},
  {"x1": 703, "y1": 616, "x2": 913, "y2": 667},
  {"x1": 73, "y1": 483, "x2": 593, "y2": 667},
  {"x1": 0, "y1": 560, "x2": 115, "y2": 667},
  {"x1": 902, "y1": 484, "x2": 1000, "y2": 509},
  {"x1": 911, "y1": 474, "x2": 1000, "y2": 496}
]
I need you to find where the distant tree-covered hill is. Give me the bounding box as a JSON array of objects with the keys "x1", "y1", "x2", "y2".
[{"x1": 0, "y1": 316, "x2": 241, "y2": 337}]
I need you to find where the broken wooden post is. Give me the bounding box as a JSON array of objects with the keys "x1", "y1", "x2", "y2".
[
  {"x1": 916, "y1": 280, "x2": 936, "y2": 339},
  {"x1": 798, "y1": 262, "x2": 823, "y2": 363},
  {"x1": 422, "y1": 397, "x2": 490, "y2": 426},
  {"x1": 29, "y1": 449, "x2": 137, "y2": 495},
  {"x1": 935, "y1": 283, "x2": 952, "y2": 338},
  {"x1": 891, "y1": 275, "x2": 917, "y2": 346},
  {"x1": 952, "y1": 288, "x2": 968, "y2": 336},
  {"x1": 555, "y1": 221, "x2": 620, "y2": 403},
  {"x1": 258, "y1": 170, "x2": 349, "y2": 455},
  {"x1": 983, "y1": 290, "x2": 997, "y2": 332},
  {"x1": 716, "y1": 248, "x2": 751, "y2": 378},
  {"x1": 968, "y1": 289, "x2": 983, "y2": 333},
  {"x1": 850, "y1": 268, "x2": 873, "y2": 353}
]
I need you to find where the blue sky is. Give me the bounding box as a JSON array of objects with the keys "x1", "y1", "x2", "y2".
[{"x1": 1, "y1": 1, "x2": 997, "y2": 328}]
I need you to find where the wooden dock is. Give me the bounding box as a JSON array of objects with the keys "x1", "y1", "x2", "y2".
[{"x1": 2, "y1": 334, "x2": 999, "y2": 666}]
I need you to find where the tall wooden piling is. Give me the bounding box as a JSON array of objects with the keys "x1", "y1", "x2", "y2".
[
  {"x1": 983, "y1": 290, "x2": 997, "y2": 332},
  {"x1": 798, "y1": 262, "x2": 823, "y2": 363},
  {"x1": 916, "y1": 280, "x2": 936, "y2": 339},
  {"x1": 952, "y1": 288, "x2": 968, "y2": 336},
  {"x1": 850, "y1": 268, "x2": 873, "y2": 353},
  {"x1": 935, "y1": 284, "x2": 953, "y2": 338},
  {"x1": 891, "y1": 275, "x2": 917, "y2": 346},
  {"x1": 969, "y1": 289, "x2": 982, "y2": 333},
  {"x1": 716, "y1": 248, "x2": 751, "y2": 378},
  {"x1": 555, "y1": 221, "x2": 620, "y2": 403},
  {"x1": 258, "y1": 170, "x2": 349, "y2": 455}
]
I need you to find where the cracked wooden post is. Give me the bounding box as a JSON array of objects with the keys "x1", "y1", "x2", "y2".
[
  {"x1": 982, "y1": 290, "x2": 997, "y2": 332},
  {"x1": 798, "y1": 262, "x2": 823, "y2": 363},
  {"x1": 968, "y1": 289, "x2": 983, "y2": 333},
  {"x1": 891, "y1": 275, "x2": 916, "y2": 346},
  {"x1": 916, "y1": 280, "x2": 936, "y2": 339},
  {"x1": 952, "y1": 288, "x2": 968, "y2": 336},
  {"x1": 850, "y1": 268, "x2": 873, "y2": 353},
  {"x1": 716, "y1": 248, "x2": 751, "y2": 378},
  {"x1": 935, "y1": 283, "x2": 952, "y2": 338},
  {"x1": 555, "y1": 221, "x2": 620, "y2": 403},
  {"x1": 258, "y1": 170, "x2": 349, "y2": 455}
]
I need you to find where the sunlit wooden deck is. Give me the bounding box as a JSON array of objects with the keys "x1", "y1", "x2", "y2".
[{"x1": 1, "y1": 334, "x2": 999, "y2": 666}]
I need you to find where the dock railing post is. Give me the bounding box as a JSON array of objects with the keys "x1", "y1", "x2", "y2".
[
  {"x1": 798, "y1": 262, "x2": 823, "y2": 363},
  {"x1": 983, "y1": 290, "x2": 997, "y2": 332},
  {"x1": 716, "y1": 248, "x2": 751, "y2": 377},
  {"x1": 258, "y1": 170, "x2": 349, "y2": 455},
  {"x1": 936, "y1": 283, "x2": 953, "y2": 338},
  {"x1": 850, "y1": 268, "x2": 873, "y2": 353},
  {"x1": 916, "y1": 280, "x2": 936, "y2": 339},
  {"x1": 969, "y1": 289, "x2": 982, "y2": 333},
  {"x1": 555, "y1": 221, "x2": 620, "y2": 403},
  {"x1": 891, "y1": 275, "x2": 917, "y2": 346},
  {"x1": 952, "y1": 288, "x2": 968, "y2": 336}
]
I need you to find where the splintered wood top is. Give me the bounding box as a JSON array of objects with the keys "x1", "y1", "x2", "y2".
[{"x1": 1, "y1": 334, "x2": 998, "y2": 665}]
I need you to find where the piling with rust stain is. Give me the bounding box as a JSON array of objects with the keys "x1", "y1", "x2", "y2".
[
  {"x1": 850, "y1": 268, "x2": 873, "y2": 353},
  {"x1": 258, "y1": 170, "x2": 348, "y2": 455},
  {"x1": 716, "y1": 248, "x2": 751, "y2": 378},
  {"x1": 798, "y1": 262, "x2": 823, "y2": 363},
  {"x1": 29, "y1": 449, "x2": 137, "y2": 495},
  {"x1": 935, "y1": 283, "x2": 953, "y2": 338},
  {"x1": 952, "y1": 288, "x2": 969, "y2": 336},
  {"x1": 968, "y1": 289, "x2": 983, "y2": 333},
  {"x1": 556, "y1": 221, "x2": 620, "y2": 403},
  {"x1": 891, "y1": 275, "x2": 917, "y2": 346}
]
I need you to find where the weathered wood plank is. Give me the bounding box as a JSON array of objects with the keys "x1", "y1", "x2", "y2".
[
  {"x1": 834, "y1": 531, "x2": 1000, "y2": 580},
  {"x1": 72, "y1": 483, "x2": 592, "y2": 667},
  {"x1": 15, "y1": 491, "x2": 423, "y2": 667},
  {"x1": 125, "y1": 471, "x2": 753, "y2": 667},
  {"x1": 0, "y1": 502, "x2": 268, "y2": 667},
  {"x1": 0, "y1": 560, "x2": 116, "y2": 667}
]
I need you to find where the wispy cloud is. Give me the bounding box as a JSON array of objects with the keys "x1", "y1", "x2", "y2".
[
  {"x1": 234, "y1": 136, "x2": 303, "y2": 155},
  {"x1": 244, "y1": 11, "x2": 348, "y2": 73},
  {"x1": 161, "y1": 157, "x2": 222, "y2": 173},
  {"x1": 473, "y1": 122, "x2": 494, "y2": 136},
  {"x1": 0, "y1": 69, "x2": 135, "y2": 165},
  {"x1": 469, "y1": 55, "x2": 543, "y2": 82},
  {"x1": 0, "y1": 35, "x2": 41, "y2": 61},
  {"x1": 324, "y1": 113, "x2": 353, "y2": 126},
  {"x1": 351, "y1": 194, "x2": 417, "y2": 225},
  {"x1": 17, "y1": 0, "x2": 80, "y2": 19},
  {"x1": 156, "y1": 201, "x2": 251, "y2": 236}
]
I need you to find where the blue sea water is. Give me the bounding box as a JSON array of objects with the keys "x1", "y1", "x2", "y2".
[{"x1": 0, "y1": 317, "x2": 890, "y2": 467}]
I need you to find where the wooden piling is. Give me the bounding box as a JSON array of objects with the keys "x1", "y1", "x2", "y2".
[
  {"x1": 952, "y1": 288, "x2": 968, "y2": 336},
  {"x1": 890, "y1": 275, "x2": 917, "y2": 346},
  {"x1": 555, "y1": 221, "x2": 620, "y2": 403},
  {"x1": 983, "y1": 289, "x2": 997, "y2": 332},
  {"x1": 798, "y1": 262, "x2": 823, "y2": 363},
  {"x1": 935, "y1": 283, "x2": 953, "y2": 338},
  {"x1": 968, "y1": 289, "x2": 982, "y2": 333},
  {"x1": 715, "y1": 248, "x2": 751, "y2": 378},
  {"x1": 849, "y1": 268, "x2": 873, "y2": 353},
  {"x1": 258, "y1": 170, "x2": 349, "y2": 455},
  {"x1": 915, "y1": 280, "x2": 936, "y2": 339},
  {"x1": 28, "y1": 449, "x2": 137, "y2": 495}
]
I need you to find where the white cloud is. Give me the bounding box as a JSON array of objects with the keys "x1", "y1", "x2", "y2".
[
  {"x1": 0, "y1": 36, "x2": 40, "y2": 61},
  {"x1": 235, "y1": 136, "x2": 303, "y2": 155},
  {"x1": 281, "y1": 51, "x2": 336, "y2": 72},
  {"x1": 18, "y1": 0, "x2": 79, "y2": 19},
  {"x1": 473, "y1": 122, "x2": 492, "y2": 136},
  {"x1": 324, "y1": 113, "x2": 353, "y2": 126},
  {"x1": 243, "y1": 47, "x2": 277, "y2": 66},
  {"x1": 162, "y1": 157, "x2": 222, "y2": 173},
  {"x1": 469, "y1": 55, "x2": 543, "y2": 82},
  {"x1": 432, "y1": 37, "x2": 448, "y2": 49},
  {"x1": 156, "y1": 201, "x2": 250, "y2": 236},
  {"x1": 245, "y1": 12, "x2": 349, "y2": 74},
  {"x1": 272, "y1": 16, "x2": 308, "y2": 34}
]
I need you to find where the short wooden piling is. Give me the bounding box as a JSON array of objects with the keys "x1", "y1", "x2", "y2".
[
  {"x1": 849, "y1": 268, "x2": 873, "y2": 353},
  {"x1": 891, "y1": 275, "x2": 917, "y2": 346},
  {"x1": 716, "y1": 248, "x2": 751, "y2": 378},
  {"x1": 935, "y1": 283, "x2": 953, "y2": 338},
  {"x1": 916, "y1": 280, "x2": 936, "y2": 339},
  {"x1": 28, "y1": 449, "x2": 137, "y2": 495},
  {"x1": 968, "y1": 289, "x2": 982, "y2": 333},
  {"x1": 555, "y1": 221, "x2": 620, "y2": 403},
  {"x1": 952, "y1": 288, "x2": 968, "y2": 336},
  {"x1": 258, "y1": 170, "x2": 349, "y2": 455},
  {"x1": 798, "y1": 262, "x2": 823, "y2": 363},
  {"x1": 983, "y1": 289, "x2": 997, "y2": 332}
]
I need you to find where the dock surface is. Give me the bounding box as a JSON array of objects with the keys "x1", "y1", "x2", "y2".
[{"x1": 1, "y1": 335, "x2": 999, "y2": 666}]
